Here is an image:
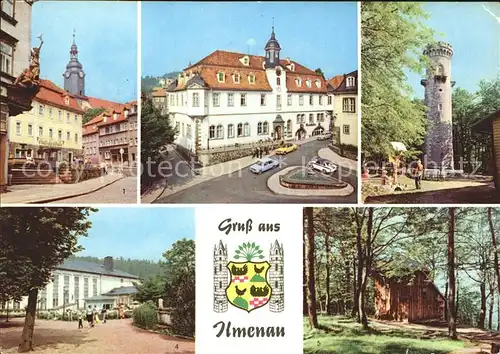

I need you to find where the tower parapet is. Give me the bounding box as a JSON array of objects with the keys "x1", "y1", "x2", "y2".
[{"x1": 423, "y1": 41, "x2": 454, "y2": 59}]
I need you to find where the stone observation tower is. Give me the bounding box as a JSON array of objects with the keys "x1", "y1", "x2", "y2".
[
  {"x1": 213, "y1": 241, "x2": 228, "y2": 313},
  {"x1": 269, "y1": 240, "x2": 284, "y2": 312},
  {"x1": 421, "y1": 41, "x2": 455, "y2": 169}
]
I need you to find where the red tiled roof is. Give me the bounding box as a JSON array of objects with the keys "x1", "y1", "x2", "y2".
[
  {"x1": 175, "y1": 50, "x2": 325, "y2": 93},
  {"x1": 152, "y1": 88, "x2": 165, "y2": 97},
  {"x1": 35, "y1": 80, "x2": 84, "y2": 114},
  {"x1": 97, "y1": 104, "x2": 129, "y2": 127},
  {"x1": 327, "y1": 75, "x2": 344, "y2": 90},
  {"x1": 86, "y1": 96, "x2": 122, "y2": 111}
]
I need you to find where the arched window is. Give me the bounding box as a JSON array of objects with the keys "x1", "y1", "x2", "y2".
[
  {"x1": 217, "y1": 72, "x2": 225, "y2": 82},
  {"x1": 286, "y1": 119, "x2": 291, "y2": 133},
  {"x1": 237, "y1": 123, "x2": 243, "y2": 137},
  {"x1": 244, "y1": 123, "x2": 250, "y2": 136},
  {"x1": 309, "y1": 113, "x2": 314, "y2": 124},
  {"x1": 263, "y1": 122, "x2": 269, "y2": 134},
  {"x1": 216, "y1": 124, "x2": 224, "y2": 138},
  {"x1": 436, "y1": 64, "x2": 444, "y2": 76},
  {"x1": 209, "y1": 125, "x2": 215, "y2": 139},
  {"x1": 296, "y1": 114, "x2": 301, "y2": 124},
  {"x1": 315, "y1": 80, "x2": 321, "y2": 88},
  {"x1": 257, "y1": 122, "x2": 263, "y2": 135}
]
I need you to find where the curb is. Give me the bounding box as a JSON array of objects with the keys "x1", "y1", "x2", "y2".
[{"x1": 1, "y1": 175, "x2": 126, "y2": 205}]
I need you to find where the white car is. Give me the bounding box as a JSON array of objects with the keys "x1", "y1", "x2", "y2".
[
  {"x1": 308, "y1": 157, "x2": 337, "y2": 174},
  {"x1": 249, "y1": 157, "x2": 280, "y2": 174}
]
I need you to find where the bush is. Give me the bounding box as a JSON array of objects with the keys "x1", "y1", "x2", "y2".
[
  {"x1": 132, "y1": 302, "x2": 158, "y2": 330},
  {"x1": 165, "y1": 276, "x2": 195, "y2": 337}
]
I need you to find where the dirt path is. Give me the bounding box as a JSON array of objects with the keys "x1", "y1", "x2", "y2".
[{"x1": 0, "y1": 318, "x2": 194, "y2": 354}]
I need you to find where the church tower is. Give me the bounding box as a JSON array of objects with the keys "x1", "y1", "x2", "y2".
[
  {"x1": 264, "y1": 25, "x2": 281, "y2": 69},
  {"x1": 213, "y1": 241, "x2": 228, "y2": 313},
  {"x1": 269, "y1": 240, "x2": 284, "y2": 312},
  {"x1": 421, "y1": 41, "x2": 454, "y2": 169},
  {"x1": 63, "y1": 31, "x2": 85, "y2": 96}
]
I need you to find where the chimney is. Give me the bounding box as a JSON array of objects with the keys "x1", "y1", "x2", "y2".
[{"x1": 104, "y1": 256, "x2": 113, "y2": 272}]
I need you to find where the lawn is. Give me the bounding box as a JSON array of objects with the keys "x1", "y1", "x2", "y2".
[{"x1": 303, "y1": 316, "x2": 468, "y2": 354}]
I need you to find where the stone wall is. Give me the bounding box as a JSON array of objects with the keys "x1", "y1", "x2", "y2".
[{"x1": 197, "y1": 142, "x2": 280, "y2": 166}]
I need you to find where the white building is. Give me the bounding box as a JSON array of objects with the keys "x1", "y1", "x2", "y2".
[
  {"x1": 1, "y1": 256, "x2": 139, "y2": 312},
  {"x1": 165, "y1": 27, "x2": 330, "y2": 164}
]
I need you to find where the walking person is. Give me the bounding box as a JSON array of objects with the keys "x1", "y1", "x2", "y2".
[
  {"x1": 119, "y1": 304, "x2": 124, "y2": 320},
  {"x1": 86, "y1": 305, "x2": 94, "y2": 328},
  {"x1": 78, "y1": 310, "x2": 84, "y2": 329},
  {"x1": 101, "y1": 306, "x2": 107, "y2": 324},
  {"x1": 93, "y1": 305, "x2": 100, "y2": 325},
  {"x1": 414, "y1": 159, "x2": 424, "y2": 190}
]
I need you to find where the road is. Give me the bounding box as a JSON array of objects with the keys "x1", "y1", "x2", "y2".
[
  {"x1": 50, "y1": 177, "x2": 138, "y2": 204},
  {"x1": 155, "y1": 140, "x2": 357, "y2": 203}
]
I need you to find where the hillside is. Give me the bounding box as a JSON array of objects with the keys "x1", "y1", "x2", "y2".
[
  {"x1": 141, "y1": 71, "x2": 181, "y2": 93},
  {"x1": 69, "y1": 255, "x2": 163, "y2": 279}
]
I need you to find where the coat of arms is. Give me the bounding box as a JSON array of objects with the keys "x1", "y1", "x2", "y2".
[{"x1": 213, "y1": 240, "x2": 284, "y2": 313}]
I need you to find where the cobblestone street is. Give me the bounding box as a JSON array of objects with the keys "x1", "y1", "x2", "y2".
[
  {"x1": 0, "y1": 318, "x2": 194, "y2": 354},
  {"x1": 49, "y1": 177, "x2": 138, "y2": 204}
]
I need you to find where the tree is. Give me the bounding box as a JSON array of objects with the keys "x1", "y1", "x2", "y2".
[
  {"x1": 0, "y1": 207, "x2": 94, "y2": 352},
  {"x1": 447, "y1": 207, "x2": 458, "y2": 339},
  {"x1": 314, "y1": 68, "x2": 325, "y2": 78},
  {"x1": 361, "y1": 2, "x2": 435, "y2": 159},
  {"x1": 304, "y1": 207, "x2": 318, "y2": 328},
  {"x1": 82, "y1": 107, "x2": 106, "y2": 124},
  {"x1": 487, "y1": 208, "x2": 500, "y2": 295},
  {"x1": 133, "y1": 275, "x2": 165, "y2": 303}
]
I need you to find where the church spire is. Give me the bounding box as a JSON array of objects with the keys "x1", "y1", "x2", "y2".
[
  {"x1": 64, "y1": 29, "x2": 85, "y2": 96},
  {"x1": 264, "y1": 20, "x2": 281, "y2": 69}
]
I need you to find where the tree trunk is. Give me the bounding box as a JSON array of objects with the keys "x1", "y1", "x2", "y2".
[
  {"x1": 359, "y1": 208, "x2": 373, "y2": 330},
  {"x1": 303, "y1": 226, "x2": 308, "y2": 316},
  {"x1": 352, "y1": 259, "x2": 358, "y2": 318},
  {"x1": 6, "y1": 301, "x2": 9, "y2": 322},
  {"x1": 444, "y1": 282, "x2": 449, "y2": 321},
  {"x1": 355, "y1": 212, "x2": 364, "y2": 323},
  {"x1": 448, "y1": 207, "x2": 458, "y2": 340},
  {"x1": 488, "y1": 208, "x2": 500, "y2": 294},
  {"x1": 478, "y1": 282, "x2": 486, "y2": 329},
  {"x1": 18, "y1": 288, "x2": 38, "y2": 353},
  {"x1": 497, "y1": 292, "x2": 500, "y2": 331},
  {"x1": 305, "y1": 207, "x2": 318, "y2": 329},
  {"x1": 325, "y1": 233, "x2": 331, "y2": 315},
  {"x1": 488, "y1": 282, "x2": 494, "y2": 330}
]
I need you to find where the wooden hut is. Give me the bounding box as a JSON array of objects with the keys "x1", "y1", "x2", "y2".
[
  {"x1": 472, "y1": 109, "x2": 500, "y2": 188},
  {"x1": 373, "y1": 269, "x2": 446, "y2": 323}
]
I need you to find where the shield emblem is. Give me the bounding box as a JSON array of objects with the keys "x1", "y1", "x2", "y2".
[{"x1": 226, "y1": 261, "x2": 272, "y2": 312}]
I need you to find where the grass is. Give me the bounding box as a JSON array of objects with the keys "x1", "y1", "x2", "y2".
[{"x1": 303, "y1": 315, "x2": 468, "y2": 354}]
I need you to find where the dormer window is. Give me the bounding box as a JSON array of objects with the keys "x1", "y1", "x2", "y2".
[
  {"x1": 217, "y1": 72, "x2": 225, "y2": 82},
  {"x1": 113, "y1": 113, "x2": 118, "y2": 120},
  {"x1": 124, "y1": 109, "x2": 129, "y2": 117},
  {"x1": 290, "y1": 63, "x2": 295, "y2": 71},
  {"x1": 306, "y1": 80, "x2": 311, "y2": 88},
  {"x1": 243, "y1": 57, "x2": 249, "y2": 65},
  {"x1": 315, "y1": 80, "x2": 321, "y2": 88},
  {"x1": 346, "y1": 77, "x2": 355, "y2": 87},
  {"x1": 295, "y1": 78, "x2": 301, "y2": 87},
  {"x1": 64, "y1": 96, "x2": 70, "y2": 105},
  {"x1": 233, "y1": 73, "x2": 240, "y2": 84},
  {"x1": 248, "y1": 74, "x2": 256, "y2": 84},
  {"x1": 103, "y1": 116, "x2": 108, "y2": 123},
  {"x1": 240, "y1": 55, "x2": 250, "y2": 66}
]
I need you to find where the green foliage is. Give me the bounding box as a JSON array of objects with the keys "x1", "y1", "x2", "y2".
[
  {"x1": 234, "y1": 242, "x2": 264, "y2": 261},
  {"x1": 141, "y1": 72, "x2": 181, "y2": 93},
  {"x1": 361, "y1": 2, "x2": 435, "y2": 159},
  {"x1": 132, "y1": 301, "x2": 158, "y2": 330},
  {"x1": 163, "y1": 239, "x2": 195, "y2": 337},
  {"x1": 68, "y1": 255, "x2": 163, "y2": 278},
  {"x1": 315, "y1": 68, "x2": 325, "y2": 78},
  {"x1": 133, "y1": 275, "x2": 165, "y2": 303},
  {"x1": 0, "y1": 208, "x2": 95, "y2": 305},
  {"x1": 82, "y1": 107, "x2": 106, "y2": 124},
  {"x1": 456, "y1": 286, "x2": 480, "y2": 327}
]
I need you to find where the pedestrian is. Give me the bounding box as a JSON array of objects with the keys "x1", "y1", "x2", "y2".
[
  {"x1": 414, "y1": 159, "x2": 424, "y2": 190},
  {"x1": 258, "y1": 146, "x2": 263, "y2": 159},
  {"x1": 78, "y1": 310, "x2": 84, "y2": 329},
  {"x1": 119, "y1": 305, "x2": 124, "y2": 320},
  {"x1": 93, "y1": 305, "x2": 100, "y2": 325},
  {"x1": 86, "y1": 305, "x2": 94, "y2": 327},
  {"x1": 101, "y1": 306, "x2": 107, "y2": 324}
]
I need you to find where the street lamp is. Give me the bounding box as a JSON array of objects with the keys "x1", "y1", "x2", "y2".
[{"x1": 63, "y1": 286, "x2": 68, "y2": 320}]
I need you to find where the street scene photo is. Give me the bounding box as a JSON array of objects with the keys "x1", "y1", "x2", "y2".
[
  {"x1": 361, "y1": 2, "x2": 500, "y2": 204},
  {"x1": 303, "y1": 207, "x2": 500, "y2": 354},
  {"x1": 1, "y1": 1, "x2": 138, "y2": 205},
  {"x1": 0, "y1": 207, "x2": 195, "y2": 354},
  {"x1": 141, "y1": 1, "x2": 358, "y2": 203}
]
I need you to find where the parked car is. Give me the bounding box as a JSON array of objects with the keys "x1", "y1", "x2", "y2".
[
  {"x1": 249, "y1": 157, "x2": 280, "y2": 174},
  {"x1": 275, "y1": 143, "x2": 298, "y2": 155},
  {"x1": 317, "y1": 133, "x2": 332, "y2": 141},
  {"x1": 308, "y1": 157, "x2": 338, "y2": 174}
]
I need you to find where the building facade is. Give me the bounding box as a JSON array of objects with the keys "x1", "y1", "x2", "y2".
[
  {"x1": 7, "y1": 80, "x2": 83, "y2": 163},
  {"x1": 1, "y1": 0, "x2": 36, "y2": 192},
  {"x1": 166, "y1": 28, "x2": 328, "y2": 161},
  {"x1": 1, "y1": 257, "x2": 138, "y2": 311},
  {"x1": 327, "y1": 70, "x2": 358, "y2": 147}
]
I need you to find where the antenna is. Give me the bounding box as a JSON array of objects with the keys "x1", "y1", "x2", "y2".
[
  {"x1": 272, "y1": 17, "x2": 275, "y2": 33},
  {"x1": 72, "y1": 28, "x2": 76, "y2": 44}
]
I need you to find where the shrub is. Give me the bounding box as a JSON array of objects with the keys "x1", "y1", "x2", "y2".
[{"x1": 132, "y1": 302, "x2": 158, "y2": 330}]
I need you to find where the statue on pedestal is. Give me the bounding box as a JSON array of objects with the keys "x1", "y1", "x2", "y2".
[{"x1": 14, "y1": 34, "x2": 43, "y2": 88}]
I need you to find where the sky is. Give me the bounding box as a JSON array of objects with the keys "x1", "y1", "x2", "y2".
[
  {"x1": 142, "y1": 1, "x2": 358, "y2": 79},
  {"x1": 31, "y1": 1, "x2": 138, "y2": 103},
  {"x1": 74, "y1": 208, "x2": 195, "y2": 262},
  {"x1": 407, "y1": 2, "x2": 499, "y2": 98}
]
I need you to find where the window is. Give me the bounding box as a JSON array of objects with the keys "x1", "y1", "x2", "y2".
[
  {"x1": 15, "y1": 121, "x2": 21, "y2": 134},
  {"x1": 287, "y1": 94, "x2": 292, "y2": 106},
  {"x1": 260, "y1": 94, "x2": 266, "y2": 106},
  {"x1": 438, "y1": 103, "x2": 443, "y2": 111},
  {"x1": 328, "y1": 95, "x2": 332, "y2": 105},
  {"x1": 237, "y1": 123, "x2": 243, "y2": 137},
  {"x1": 52, "y1": 275, "x2": 59, "y2": 308},
  {"x1": 192, "y1": 93, "x2": 199, "y2": 107},
  {"x1": 243, "y1": 57, "x2": 249, "y2": 65},
  {"x1": 58, "y1": 110, "x2": 62, "y2": 121},
  {"x1": 306, "y1": 80, "x2": 311, "y2": 88},
  {"x1": 233, "y1": 74, "x2": 240, "y2": 83},
  {"x1": 276, "y1": 77, "x2": 281, "y2": 86},
  {"x1": 319, "y1": 96, "x2": 323, "y2": 105},
  {"x1": 295, "y1": 78, "x2": 301, "y2": 86},
  {"x1": 48, "y1": 108, "x2": 53, "y2": 118},
  {"x1": 209, "y1": 125, "x2": 215, "y2": 139},
  {"x1": 228, "y1": 124, "x2": 234, "y2": 138},
  {"x1": 75, "y1": 133, "x2": 78, "y2": 143},
  {"x1": 346, "y1": 76, "x2": 355, "y2": 87},
  {"x1": 213, "y1": 93, "x2": 220, "y2": 107},
  {"x1": 58, "y1": 130, "x2": 62, "y2": 140},
  {"x1": 309, "y1": 95, "x2": 313, "y2": 105},
  {"x1": 258, "y1": 122, "x2": 263, "y2": 135},
  {"x1": 74, "y1": 114, "x2": 78, "y2": 122},
  {"x1": 263, "y1": 121, "x2": 269, "y2": 134},
  {"x1": 299, "y1": 95, "x2": 304, "y2": 106},
  {"x1": 240, "y1": 93, "x2": 247, "y2": 106},
  {"x1": 342, "y1": 97, "x2": 356, "y2": 113},
  {"x1": 228, "y1": 93, "x2": 234, "y2": 107},
  {"x1": 38, "y1": 104, "x2": 44, "y2": 116},
  {"x1": 74, "y1": 277, "x2": 79, "y2": 307},
  {"x1": 175, "y1": 122, "x2": 180, "y2": 133},
  {"x1": 0, "y1": 42, "x2": 13, "y2": 75},
  {"x1": 181, "y1": 123, "x2": 185, "y2": 137},
  {"x1": 309, "y1": 114, "x2": 314, "y2": 124},
  {"x1": 92, "y1": 278, "x2": 97, "y2": 296},
  {"x1": 216, "y1": 125, "x2": 223, "y2": 139},
  {"x1": 296, "y1": 114, "x2": 301, "y2": 124},
  {"x1": 66, "y1": 113, "x2": 70, "y2": 122},
  {"x1": 276, "y1": 95, "x2": 281, "y2": 108},
  {"x1": 38, "y1": 126, "x2": 43, "y2": 137},
  {"x1": 343, "y1": 125, "x2": 350, "y2": 135},
  {"x1": 315, "y1": 80, "x2": 321, "y2": 88},
  {"x1": 217, "y1": 72, "x2": 225, "y2": 82},
  {"x1": 436, "y1": 64, "x2": 444, "y2": 76},
  {"x1": 243, "y1": 123, "x2": 250, "y2": 136},
  {"x1": 248, "y1": 75, "x2": 256, "y2": 84}
]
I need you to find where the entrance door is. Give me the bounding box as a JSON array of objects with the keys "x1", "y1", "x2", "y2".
[
  {"x1": 68, "y1": 152, "x2": 73, "y2": 163},
  {"x1": 275, "y1": 125, "x2": 282, "y2": 140}
]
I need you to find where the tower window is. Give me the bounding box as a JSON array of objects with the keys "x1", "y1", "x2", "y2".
[
  {"x1": 438, "y1": 103, "x2": 443, "y2": 111},
  {"x1": 436, "y1": 64, "x2": 444, "y2": 76}
]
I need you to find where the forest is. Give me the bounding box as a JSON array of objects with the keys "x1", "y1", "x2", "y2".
[
  {"x1": 303, "y1": 207, "x2": 500, "y2": 354},
  {"x1": 69, "y1": 255, "x2": 163, "y2": 278}
]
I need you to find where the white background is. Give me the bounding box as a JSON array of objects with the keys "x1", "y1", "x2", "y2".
[{"x1": 195, "y1": 205, "x2": 303, "y2": 354}]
